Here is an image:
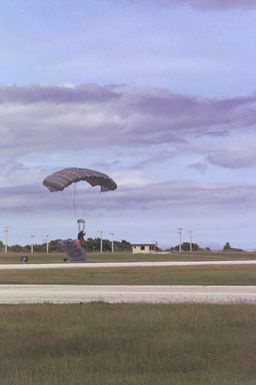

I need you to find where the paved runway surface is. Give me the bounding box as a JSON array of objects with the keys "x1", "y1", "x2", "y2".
[
  {"x1": 0, "y1": 285, "x2": 255, "y2": 304},
  {"x1": 0, "y1": 260, "x2": 256, "y2": 270}
]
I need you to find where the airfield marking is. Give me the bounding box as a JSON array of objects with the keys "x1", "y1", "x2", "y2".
[
  {"x1": 0, "y1": 284, "x2": 255, "y2": 304},
  {"x1": 0, "y1": 260, "x2": 256, "y2": 270}
]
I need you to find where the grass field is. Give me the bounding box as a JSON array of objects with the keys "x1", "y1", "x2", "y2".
[
  {"x1": 1, "y1": 252, "x2": 255, "y2": 385},
  {"x1": 0, "y1": 264, "x2": 255, "y2": 285},
  {"x1": 0, "y1": 251, "x2": 255, "y2": 264},
  {"x1": 0, "y1": 303, "x2": 255, "y2": 385}
]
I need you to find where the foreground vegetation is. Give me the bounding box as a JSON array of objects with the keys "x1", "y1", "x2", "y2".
[
  {"x1": 0, "y1": 264, "x2": 255, "y2": 285},
  {"x1": 0, "y1": 303, "x2": 255, "y2": 385},
  {"x1": 0, "y1": 250, "x2": 255, "y2": 264}
]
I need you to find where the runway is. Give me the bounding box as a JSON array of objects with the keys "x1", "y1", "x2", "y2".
[
  {"x1": 0, "y1": 285, "x2": 255, "y2": 304},
  {"x1": 0, "y1": 260, "x2": 256, "y2": 270}
]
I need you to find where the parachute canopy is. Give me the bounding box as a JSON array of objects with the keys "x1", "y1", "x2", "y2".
[{"x1": 43, "y1": 167, "x2": 117, "y2": 192}]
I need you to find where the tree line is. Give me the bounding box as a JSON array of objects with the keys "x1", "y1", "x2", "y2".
[
  {"x1": 0, "y1": 239, "x2": 244, "y2": 253},
  {"x1": 0, "y1": 238, "x2": 132, "y2": 253}
]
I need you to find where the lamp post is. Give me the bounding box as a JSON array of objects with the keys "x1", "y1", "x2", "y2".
[
  {"x1": 45, "y1": 235, "x2": 49, "y2": 254},
  {"x1": 177, "y1": 228, "x2": 183, "y2": 253},
  {"x1": 110, "y1": 232, "x2": 114, "y2": 253},
  {"x1": 188, "y1": 230, "x2": 193, "y2": 253},
  {"x1": 31, "y1": 234, "x2": 36, "y2": 254},
  {"x1": 98, "y1": 230, "x2": 103, "y2": 253},
  {"x1": 3, "y1": 226, "x2": 9, "y2": 254}
]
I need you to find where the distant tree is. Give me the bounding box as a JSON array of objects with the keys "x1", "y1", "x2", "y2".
[
  {"x1": 223, "y1": 242, "x2": 243, "y2": 252},
  {"x1": 9, "y1": 244, "x2": 23, "y2": 253},
  {"x1": 117, "y1": 240, "x2": 132, "y2": 252},
  {"x1": 48, "y1": 240, "x2": 62, "y2": 252},
  {"x1": 1, "y1": 238, "x2": 133, "y2": 254},
  {"x1": 170, "y1": 242, "x2": 200, "y2": 252},
  {"x1": 223, "y1": 242, "x2": 231, "y2": 251},
  {"x1": 155, "y1": 243, "x2": 162, "y2": 252},
  {"x1": 84, "y1": 238, "x2": 132, "y2": 252}
]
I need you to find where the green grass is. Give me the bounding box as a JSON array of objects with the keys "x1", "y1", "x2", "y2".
[
  {"x1": 0, "y1": 264, "x2": 255, "y2": 285},
  {"x1": 0, "y1": 251, "x2": 255, "y2": 264},
  {"x1": 0, "y1": 303, "x2": 255, "y2": 385}
]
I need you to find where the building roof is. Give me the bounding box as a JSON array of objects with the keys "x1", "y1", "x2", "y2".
[{"x1": 132, "y1": 244, "x2": 156, "y2": 247}]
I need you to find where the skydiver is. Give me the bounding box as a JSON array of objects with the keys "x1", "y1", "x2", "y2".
[{"x1": 77, "y1": 229, "x2": 86, "y2": 247}]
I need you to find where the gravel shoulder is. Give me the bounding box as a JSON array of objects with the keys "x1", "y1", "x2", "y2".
[
  {"x1": 1, "y1": 284, "x2": 256, "y2": 304},
  {"x1": 0, "y1": 260, "x2": 256, "y2": 270}
]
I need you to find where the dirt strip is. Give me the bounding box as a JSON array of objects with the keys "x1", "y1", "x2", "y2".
[
  {"x1": 0, "y1": 285, "x2": 255, "y2": 304},
  {"x1": 0, "y1": 260, "x2": 256, "y2": 270}
]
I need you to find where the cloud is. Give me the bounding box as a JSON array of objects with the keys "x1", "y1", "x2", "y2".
[
  {"x1": 132, "y1": 151, "x2": 176, "y2": 169},
  {"x1": 0, "y1": 180, "x2": 255, "y2": 214},
  {"x1": 0, "y1": 84, "x2": 255, "y2": 165},
  {"x1": 131, "y1": 0, "x2": 256, "y2": 11},
  {"x1": 207, "y1": 148, "x2": 256, "y2": 169},
  {"x1": 0, "y1": 84, "x2": 119, "y2": 104},
  {"x1": 0, "y1": 161, "x2": 48, "y2": 185},
  {"x1": 92, "y1": 160, "x2": 122, "y2": 169},
  {"x1": 188, "y1": 161, "x2": 208, "y2": 174},
  {"x1": 111, "y1": 170, "x2": 150, "y2": 187}
]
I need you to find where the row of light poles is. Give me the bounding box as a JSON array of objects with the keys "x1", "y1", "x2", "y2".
[
  {"x1": 1, "y1": 227, "x2": 50, "y2": 254},
  {"x1": 177, "y1": 227, "x2": 193, "y2": 253},
  {"x1": 97, "y1": 231, "x2": 115, "y2": 253},
  {"x1": 1, "y1": 227, "x2": 114, "y2": 254},
  {"x1": 29, "y1": 234, "x2": 50, "y2": 254},
  {"x1": 2, "y1": 227, "x2": 191, "y2": 254},
  {"x1": 30, "y1": 234, "x2": 50, "y2": 254}
]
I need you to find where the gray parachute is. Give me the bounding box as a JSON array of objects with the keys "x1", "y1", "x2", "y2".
[
  {"x1": 59, "y1": 239, "x2": 86, "y2": 262},
  {"x1": 43, "y1": 167, "x2": 117, "y2": 192}
]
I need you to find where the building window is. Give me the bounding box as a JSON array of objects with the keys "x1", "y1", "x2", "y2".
[{"x1": 141, "y1": 246, "x2": 145, "y2": 250}]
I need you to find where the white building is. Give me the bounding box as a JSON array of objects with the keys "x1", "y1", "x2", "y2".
[{"x1": 132, "y1": 244, "x2": 156, "y2": 254}]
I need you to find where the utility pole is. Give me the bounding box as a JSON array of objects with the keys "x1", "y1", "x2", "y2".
[
  {"x1": 31, "y1": 234, "x2": 36, "y2": 254},
  {"x1": 177, "y1": 228, "x2": 183, "y2": 253},
  {"x1": 98, "y1": 230, "x2": 103, "y2": 253},
  {"x1": 3, "y1": 226, "x2": 9, "y2": 254},
  {"x1": 45, "y1": 235, "x2": 49, "y2": 254},
  {"x1": 110, "y1": 232, "x2": 114, "y2": 253},
  {"x1": 188, "y1": 230, "x2": 193, "y2": 253}
]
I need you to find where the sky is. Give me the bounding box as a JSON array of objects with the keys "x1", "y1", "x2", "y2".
[{"x1": 0, "y1": 0, "x2": 255, "y2": 249}]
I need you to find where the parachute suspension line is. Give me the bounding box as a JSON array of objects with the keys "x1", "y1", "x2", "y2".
[{"x1": 73, "y1": 183, "x2": 79, "y2": 219}]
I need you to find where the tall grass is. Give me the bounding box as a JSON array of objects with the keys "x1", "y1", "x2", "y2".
[
  {"x1": 0, "y1": 303, "x2": 255, "y2": 385},
  {"x1": 0, "y1": 264, "x2": 255, "y2": 285},
  {"x1": 0, "y1": 251, "x2": 255, "y2": 264}
]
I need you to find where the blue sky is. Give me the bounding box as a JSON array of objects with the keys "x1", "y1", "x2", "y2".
[{"x1": 0, "y1": 0, "x2": 255, "y2": 249}]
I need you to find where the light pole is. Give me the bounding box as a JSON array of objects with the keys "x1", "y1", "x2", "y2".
[
  {"x1": 31, "y1": 234, "x2": 36, "y2": 254},
  {"x1": 177, "y1": 228, "x2": 183, "y2": 253},
  {"x1": 188, "y1": 230, "x2": 193, "y2": 253},
  {"x1": 98, "y1": 230, "x2": 103, "y2": 253},
  {"x1": 110, "y1": 232, "x2": 114, "y2": 253},
  {"x1": 45, "y1": 235, "x2": 49, "y2": 254},
  {"x1": 3, "y1": 226, "x2": 9, "y2": 254}
]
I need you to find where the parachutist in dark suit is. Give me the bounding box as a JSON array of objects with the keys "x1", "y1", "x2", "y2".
[{"x1": 78, "y1": 230, "x2": 86, "y2": 247}]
